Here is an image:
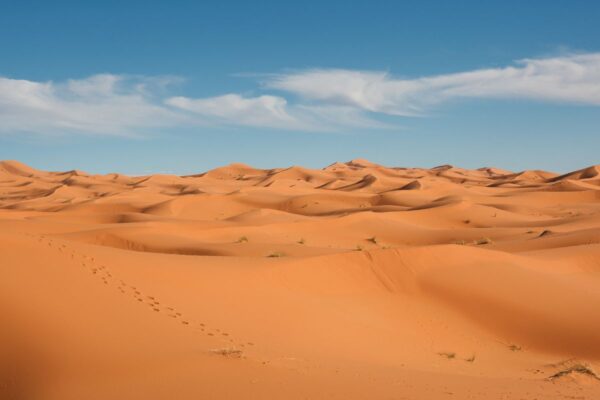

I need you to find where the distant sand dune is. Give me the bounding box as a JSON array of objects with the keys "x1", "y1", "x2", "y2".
[{"x1": 1, "y1": 160, "x2": 599, "y2": 399}]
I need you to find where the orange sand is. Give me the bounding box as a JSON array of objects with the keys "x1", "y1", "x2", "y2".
[{"x1": 1, "y1": 159, "x2": 599, "y2": 399}]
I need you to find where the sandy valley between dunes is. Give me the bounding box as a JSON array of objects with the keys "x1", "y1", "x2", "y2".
[{"x1": 1, "y1": 159, "x2": 600, "y2": 399}]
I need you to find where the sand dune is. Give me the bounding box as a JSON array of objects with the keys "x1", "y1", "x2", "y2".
[{"x1": 1, "y1": 159, "x2": 600, "y2": 399}]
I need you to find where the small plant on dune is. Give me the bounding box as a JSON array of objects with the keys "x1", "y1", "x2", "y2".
[
  {"x1": 366, "y1": 236, "x2": 378, "y2": 244},
  {"x1": 267, "y1": 251, "x2": 284, "y2": 258},
  {"x1": 465, "y1": 355, "x2": 476, "y2": 363},
  {"x1": 453, "y1": 239, "x2": 467, "y2": 245},
  {"x1": 297, "y1": 238, "x2": 305, "y2": 245},
  {"x1": 474, "y1": 237, "x2": 493, "y2": 245},
  {"x1": 355, "y1": 245, "x2": 363, "y2": 251},
  {"x1": 438, "y1": 352, "x2": 456, "y2": 359},
  {"x1": 237, "y1": 236, "x2": 248, "y2": 243},
  {"x1": 464, "y1": 219, "x2": 471, "y2": 224},
  {"x1": 210, "y1": 347, "x2": 243, "y2": 358},
  {"x1": 548, "y1": 363, "x2": 600, "y2": 381},
  {"x1": 508, "y1": 344, "x2": 522, "y2": 352}
]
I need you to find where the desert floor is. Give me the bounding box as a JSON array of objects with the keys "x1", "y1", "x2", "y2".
[{"x1": 1, "y1": 159, "x2": 599, "y2": 399}]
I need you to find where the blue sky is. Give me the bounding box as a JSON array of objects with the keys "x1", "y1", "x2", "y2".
[{"x1": 1, "y1": 0, "x2": 599, "y2": 174}]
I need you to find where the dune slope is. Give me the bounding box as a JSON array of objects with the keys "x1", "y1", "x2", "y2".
[{"x1": 1, "y1": 159, "x2": 600, "y2": 399}]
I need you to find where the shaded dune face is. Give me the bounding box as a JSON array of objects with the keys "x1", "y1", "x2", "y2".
[{"x1": 1, "y1": 159, "x2": 600, "y2": 400}]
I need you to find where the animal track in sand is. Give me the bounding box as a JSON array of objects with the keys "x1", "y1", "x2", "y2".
[{"x1": 35, "y1": 234, "x2": 253, "y2": 352}]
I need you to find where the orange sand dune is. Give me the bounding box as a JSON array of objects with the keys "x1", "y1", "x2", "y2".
[{"x1": 1, "y1": 159, "x2": 600, "y2": 399}]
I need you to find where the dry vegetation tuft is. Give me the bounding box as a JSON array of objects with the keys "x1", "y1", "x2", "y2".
[
  {"x1": 210, "y1": 348, "x2": 243, "y2": 358},
  {"x1": 438, "y1": 352, "x2": 456, "y2": 359},
  {"x1": 548, "y1": 363, "x2": 600, "y2": 381},
  {"x1": 366, "y1": 236, "x2": 378, "y2": 244},
  {"x1": 474, "y1": 237, "x2": 493, "y2": 245}
]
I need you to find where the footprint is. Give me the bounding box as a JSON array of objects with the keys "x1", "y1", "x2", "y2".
[{"x1": 58, "y1": 248, "x2": 255, "y2": 349}]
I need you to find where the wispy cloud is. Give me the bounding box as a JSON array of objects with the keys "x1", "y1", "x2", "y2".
[
  {"x1": 0, "y1": 74, "x2": 185, "y2": 136},
  {"x1": 165, "y1": 94, "x2": 298, "y2": 129},
  {"x1": 165, "y1": 94, "x2": 386, "y2": 131},
  {"x1": 266, "y1": 53, "x2": 600, "y2": 116},
  {"x1": 1, "y1": 52, "x2": 600, "y2": 136}
]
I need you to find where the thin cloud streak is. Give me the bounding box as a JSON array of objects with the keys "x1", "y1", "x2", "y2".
[
  {"x1": 1, "y1": 52, "x2": 599, "y2": 136},
  {"x1": 0, "y1": 74, "x2": 184, "y2": 136},
  {"x1": 266, "y1": 53, "x2": 600, "y2": 116}
]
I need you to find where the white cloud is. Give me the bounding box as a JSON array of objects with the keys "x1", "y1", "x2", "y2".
[
  {"x1": 1, "y1": 52, "x2": 600, "y2": 136},
  {"x1": 165, "y1": 94, "x2": 298, "y2": 128},
  {"x1": 0, "y1": 74, "x2": 183, "y2": 136},
  {"x1": 0, "y1": 74, "x2": 375, "y2": 135},
  {"x1": 164, "y1": 93, "x2": 385, "y2": 131},
  {"x1": 266, "y1": 53, "x2": 600, "y2": 116}
]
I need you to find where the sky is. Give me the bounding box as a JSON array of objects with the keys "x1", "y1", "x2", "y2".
[{"x1": 1, "y1": 0, "x2": 599, "y2": 174}]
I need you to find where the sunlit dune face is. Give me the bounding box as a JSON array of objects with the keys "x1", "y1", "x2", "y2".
[{"x1": 1, "y1": 159, "x2": 600, "y2": 400}]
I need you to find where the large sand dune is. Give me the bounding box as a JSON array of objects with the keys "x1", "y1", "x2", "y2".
[{"x1": 1, "y1": 159, "x2": 600, "y2": 399}]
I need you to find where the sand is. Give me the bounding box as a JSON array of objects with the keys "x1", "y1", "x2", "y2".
[{"x1": 1, "y1": 158, "x2": 599, "y2": 399}]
